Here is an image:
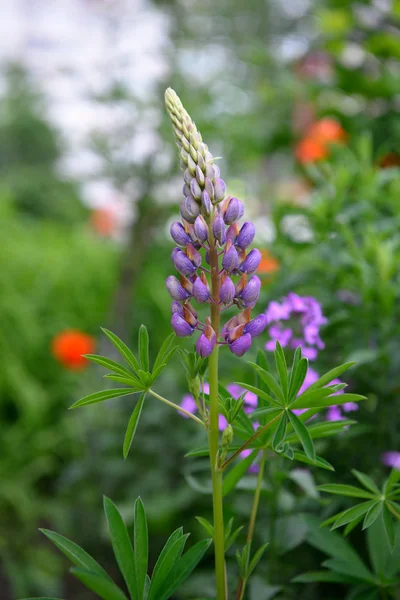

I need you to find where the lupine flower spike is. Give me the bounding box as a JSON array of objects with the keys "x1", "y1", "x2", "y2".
[{"x1": 165, "y1": 88, "x2": 267, "y2": 357}]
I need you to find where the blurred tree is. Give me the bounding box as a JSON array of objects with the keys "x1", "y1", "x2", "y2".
[{"x1": 0, "y1": 64, "x2": 86, "y2": 221}]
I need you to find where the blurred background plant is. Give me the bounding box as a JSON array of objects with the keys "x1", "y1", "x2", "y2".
[{"x1": 0, "y1": 0, "x2": 399, "y2": 598}]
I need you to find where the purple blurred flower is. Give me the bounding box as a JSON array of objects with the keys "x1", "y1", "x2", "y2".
[
  {"x1": 381, "y1": 452, "x2": 400, "y2": 470},
  {"x1": 265, "y1": 293, "x2": 327, "y2": 360}
]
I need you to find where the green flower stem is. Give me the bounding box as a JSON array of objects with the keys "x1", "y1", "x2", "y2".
[
  {"x1": 148, "y1": 389, "x2": 205, "y2": 427},
  {"x1": 235, "y1": 449, "x2": 268, "y2": 600},
  {"x1": 208, "y1": 223, "x2": 227, "y2": 600}
]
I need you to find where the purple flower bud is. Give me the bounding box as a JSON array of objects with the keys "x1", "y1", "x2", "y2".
[
  {"x1": 193, "y1": 275, "x2": 210, "y2": 303},
  {"x1": 166, "y1": 275, "x2": 191, "y2": 301},
  {"x1": 170, "y1": 221, "x2": 191, "y2": 246},
  {"x1": 182, "y1": 183, "x2": 190, "y2": 197},
  {"x1": 186, "y1": 243, "x2": 202, "y2": 268},
  {"x1": 205, "y1": 163, "x2": 215, "y2": 180},
  {"x1": 229, "y1": 333, "x2": 252, "y2": 356},
  {"x1": 213, "y1": 164, "x2": 221, "y2": 179},
  {"x1": 244, "y1": 313, "x2": 268, "y2": 337},
  {"x1": 196, "y1": 332, "x2": 216, "y2": 357},
  {"x1": 201, "y1": 190, "x2": 212, "y2": 216},
  {"x1": 205, "y1": 177, "x2": 214, "y2": 201},
  {"x1": 212, "y1": 213, "x2": 226, "y2": 245},
  {"x1": 190, "y1": 178, "x2": 202, "y2": 200},
  {"x1": 173, "y1": 249, "x2": 197, "y2": 276},
  {"x1": 186, "y1": 195, "x2": 200, "y2": 218},
  {"x1": 223, "y1": 197, "x2": 244, "y2": 224},
  {"x1": 195, "y1": 165, "x2": 205, "y2": 187},
  {"x1": 183, "y1": 169, "x2": 191, "y2": 184},
  {"x1": 180, "y1": 200, "x2": 193, "y2": 223},
  {"x1": 171, "y1": 312, "x2": 195, "y2": 337},
  {"x1": 222, "y1": 244, "x2": 239, "y2": 273},
  {"x1": 220, "y1": 276, "x2": 235, "y2": 304},
  {"x1": 240, "y1": 248, "x2": 262, "y2": 274},
  {"x1": 239, "y1": 276, "x2": 261, "y2": 305},
  {"x1": 194, "y1": 215, "x2": 208, "y2": 242},
  {"x1": 214, "y1": 178, "x2": 226, "y2": 203},
  {"x1": 236, "y1": 222, "x2": 256, "y2": 249},
  {"x1": 171, "y1": 301, "x2": 184, "y2": 315}
]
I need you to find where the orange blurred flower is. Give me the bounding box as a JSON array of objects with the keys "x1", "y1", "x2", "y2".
[
  {"x1": 52, "y1": 330, "x2": 96, "y2": 370},
  {"x1": 295, "y1": 137, "x2": 328, "y2": 164},
  {"x1": 295, "y1": 117, "x2": 347, "y2": 165},
  {"x1": 307, "y1": 118, "x2": 347, "y2": 144},
  {"x1": 91, "y1": 207, "x2": 116, "y2": 237},
  {"x1": 258, "y1": 249, "x2": 280, "y2": 275}
]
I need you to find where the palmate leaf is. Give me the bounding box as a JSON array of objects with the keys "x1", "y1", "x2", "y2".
[
  {"x1": 291, "y1": 390, "x2": 366, "y2": 410},
  {"x1": 235, "y1": 380, "x2": 283, "y2": 409},
  {"x1": 352, "y1": 470, "x2": 381, "y2": 495},
  {"x1": 290, "y1": 450, "x2": 335, "y2": 471},
  {"x1": 138, "y1": 325, "x2": 150, "y2": 372},
  {"x1": 153, "y1": 332, "x2": 176, "y2": 373},
  {"x1": 331, "y1": 501, "x2": 378, "y2": 530},
  {"x1": 274, "y1": 342, "x2": 289, "y2": 400},
  {"x1": 288, "y1": 357, "x2": 309, "y2": 403},
  {"x1": 244, "y1": 367, "x2": 285, "y2": 406},
  {"x1": 84, "y1": 354, "x2": 135, "y2": 379}
]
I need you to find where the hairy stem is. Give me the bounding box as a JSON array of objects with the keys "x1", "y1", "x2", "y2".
[
  {"x1": 208, "y1": 223, "x2": 227, "y2": 600},
  {"x1": 235, "y1": 449, "x2": 268, "y2": 600},
  {"x1": 148, "y1": 389, "x2": 205, "y2": 427}
]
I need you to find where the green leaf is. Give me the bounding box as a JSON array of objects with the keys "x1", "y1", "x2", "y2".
[
  {"x1": 133, "y1": 497, "x2": 148, "y2": 600},
  {"x1": 331, "y1": 501, "x2": 377, "y2": 530},
  {"x1": 40, "y1": 529, "x2": 111, "y2": 581},
  {"x1": 138, "y1": 325, "x2": 150, "y2": 371},
  {"x1": 153, "y1": 333, "x2": 176, "y2": 373},
  {"x1": 305, "y1": 515, "x2": 373, "y2": 580},
  {"x1": 148, "y1": 533, "x2": 189, "y2": 600},
  {"x1": 105, "y1": 374, "x2": 144, "y2": 387},
  {"x1": 363, "y1": 501, "x2": 382, "y2": 530},
  {"x1": 383, "y1": 503, "x2": 396, "y2": 550},
  {"x1": 247, "y1": 543, "x2": 269, "y2": 578},
  {"x1": 287, "y1": 411, "x2": 315, "y2": 460},
  {"x1": 144, "y1": 576, "x2": 150, "y2": 600},
  {"x1": 351, "y1": 470, "x2": 381, "y2": 495},
  {"x1": 225, "y1": 524, "x2": 244, "y2": 553},
  {"x1": 101, "y1": 328, "x2": 140, "y2": 373},
  {"x1": 322, "y1": 559, "x2": 375, "y2": 584},
  {"x1": 318, "y1": 484, "x2": 376, "y2": 499},
  {"x1": 384, "y1": 468, "x2": 400, "y2": 495},
  {"x1": 70, "y1": 388, "x2": 136, "y2": 410},
  {"x1": 123, "y1": 393, "x2": 146, "y2": 460},
  {"x1": 305, "y1": 362, "x2": 355, "y2": 392},
  {"x1": 235, "y1": 381, "x2": 283, "y2": 409},
  {"x1": 367, "y1": 511, "x2": 392, "y2": 575},
  {"x1": 274, "y1": 342, "x2": 288, "y2": 401},
  {"x1": 195, "y1": 517, "x2": 214, "y2": 538},
  {"x1": 103, "y1": 497, "x2": 137, "y2": 600},
  {"x1": 272, "y1": 414, "x2": 287, "y2": 451},
  {"x1": 70, "y1": 568, "x2": 128, "y2": 600},
  {"x1": 84, "y1": 354, "x2": 135, "y2": 378},
  {"x1": 158, "y1": 539, "x2": 212, "y2": 600},
  {"x1": 223, "y1": 450, "x2": 258, "y2": 497},
  {"x1": 285, "y1": 420, "x2": 356, "y2": 443},
  {"x1": 291, "y1": 391, "x2": 366, "y2": 410},
  {"x1": 292, "y1": 571, "x2": 357, "y2": 583},
  {"x1": 245, "y1": 366, "x2": 285, "y2": 406},
  {"x1": 292, "y1": 451, "x2": 335, "y2": 471},
  {"x1": 288, "y1": 357, "x2": 308, "y2": 402}
]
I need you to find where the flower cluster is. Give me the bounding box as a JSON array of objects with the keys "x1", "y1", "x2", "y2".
[
  {"x1": 265, "y1": 292, "x2": 327, "y2": 360},
  {"x1": 165, "y1": 88, "x2": 267, "y2": 357}
]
